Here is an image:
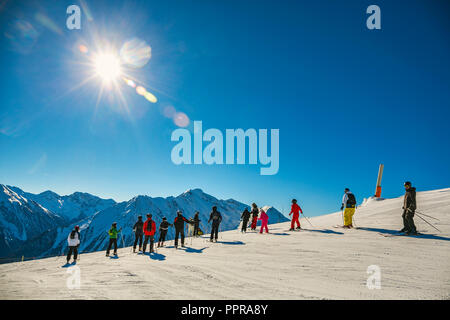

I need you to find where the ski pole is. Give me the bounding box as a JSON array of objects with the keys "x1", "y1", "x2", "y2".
[
  {"x1": 301, "y1": 212, "x2": 314, "y2": 228},
  {"x1": 408, "y1": 208, "x2": 441, "y2": 232},
  {"x1": 415, "y1": 210, "x2": 440, "y2": 221}
]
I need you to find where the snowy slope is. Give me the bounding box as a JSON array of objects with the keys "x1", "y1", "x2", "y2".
[{"x1": 1, "y1": 188, "x2": 448, "y2": 300}]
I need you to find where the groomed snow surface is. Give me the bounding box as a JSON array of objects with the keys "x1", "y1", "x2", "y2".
[{"x1": 1, "y1": 188, "x2": 449, "y2": 300}]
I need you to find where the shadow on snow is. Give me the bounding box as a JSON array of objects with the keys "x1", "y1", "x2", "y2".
[{"x1": 358, "y1": 227, "x2": 450, "y2": 241}]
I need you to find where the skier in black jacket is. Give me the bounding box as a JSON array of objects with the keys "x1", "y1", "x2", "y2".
[
  {"x1": 208, "y1": 206, "x2": 223, "y2": 242},
  {"x1": 173, "y1": 210, "x2": 194, "y2": 248},
  {"x1": 193, "y1": 211, "x2": 201, "y2": 237},
  {"x1": 158, "y1": 217, "x2": 173, "y2": 247},
  {"x1": 133, "y1": 216, "x2": 144, "y2": 252},
  {"x1": 401, "y1": 181, "x2": 417, "y2": 235},
  {"x1": 241, "y1": 208, "x2": 251, "y2": 233}
]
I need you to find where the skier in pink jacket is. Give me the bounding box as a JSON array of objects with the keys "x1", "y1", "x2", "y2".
[{"x1": 258, "y1": 209, "x2": 269, "y2": 234}]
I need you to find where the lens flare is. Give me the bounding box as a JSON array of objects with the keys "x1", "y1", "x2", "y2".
[
  {"x1": 173, "y1": 112, "x2": 190, "y2": 127},
  {"x1": 136, "y1": 86, "x2": 146, "y2": 95},
  {"x1": 144, "y1": 91, "x2": 157, "y2": 103},
  {"x1": 162, "y1": 105, "x2": 176, "y2": 118},
  {"x1": 123, "y1": 77, "x2": 136, "y2": 88},
  {"x1": 79, "y1": 44, "x2": 88, "y2": 53},
  {"x1": 120, "y1": 38, "x2": 151, "y2": 68}
]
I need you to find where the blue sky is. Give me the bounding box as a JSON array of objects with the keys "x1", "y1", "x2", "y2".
[{"x1": 1, "y1": 0, "x2": 449, "y2": 218}]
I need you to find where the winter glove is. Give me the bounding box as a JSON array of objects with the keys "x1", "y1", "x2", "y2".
[{"x1": 340, "y1": 205, "x2": 344, "y2": 210}]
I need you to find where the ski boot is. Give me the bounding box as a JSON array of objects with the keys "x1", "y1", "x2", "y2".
[
  {"x1": 296, "y1": 226, "x2": 301, "y2": 230},
  {"x1": 133, "y1": 248, "x2": 136, "y2": 253}
]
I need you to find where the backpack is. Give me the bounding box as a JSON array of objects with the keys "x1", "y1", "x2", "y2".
[
  {"x1": 146, "y1": 220, "x2": 153, "y2": 231},
  {"x1": 70, "y1": 230, "x2": 77, "y2": 239},
  {"x1": 347, "y1": 193, "x2": 356, "y2": 206}
]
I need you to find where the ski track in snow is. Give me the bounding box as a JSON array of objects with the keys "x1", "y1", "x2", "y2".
[{"x1": 0, "y1": 188, "x2": 449, "y2": 299}]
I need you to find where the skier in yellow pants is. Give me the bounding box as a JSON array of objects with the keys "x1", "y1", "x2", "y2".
[{"x1": 340, "y1": 188, "x2": 357, "y2": 228}]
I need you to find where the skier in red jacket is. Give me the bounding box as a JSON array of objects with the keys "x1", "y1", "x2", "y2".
[
  {"x1": 143, "y1": 214, "x2": 156, "y2": 253},
  {"x1": 289, "y1": 199, "x2": 303, "y2": 231}
]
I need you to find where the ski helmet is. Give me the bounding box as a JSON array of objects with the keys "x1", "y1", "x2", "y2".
[
  {"x1": 112, "y1": 222, "x2": 117, "y2": 227},
  {"x1": 344, "y1": 188, "x2": 350, "y2": 192},
  {"x1": 147, "y1": 213, "x2": 152, "y2": 218},
  {"x1": 404, "y1": 181, "x2": 412, "y2": 187},
  {"x1": 252, "y1": 203, "x2": 257, "y2": 208},
  {"x1": 212, "y1": 206, "x2": 217, "y2": 211},
  {"x1": 292, "y1": 199, "x2": 297, "y2": 203},
  {"x1": 138, "y1": 215, "x2": 142, "y2": 219},
  {"x1": 74, "y1": 225, "x2": 79, "y2": 230},
  {"x1": 162, "y1": 217, "x2": 167, "y2": 220}
]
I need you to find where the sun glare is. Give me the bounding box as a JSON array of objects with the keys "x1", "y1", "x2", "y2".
[{"x1": 94, "y1": 53, "x2": 122, "y2": 82}]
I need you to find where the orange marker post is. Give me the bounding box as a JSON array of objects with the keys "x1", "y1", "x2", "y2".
[{"x1": 375, "y1": 164, "x2": 384, "y2": 197}]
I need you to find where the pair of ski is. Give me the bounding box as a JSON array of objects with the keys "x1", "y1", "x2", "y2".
[
  {"x1": 380, "y1": 232, "x2": 423, "y2": 238},
  {"x1": 333, "y1": 225, "x2": 359, "y2": 230}
]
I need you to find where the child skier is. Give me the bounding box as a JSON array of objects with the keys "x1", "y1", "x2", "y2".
[
  {"x1": 158, "y1": 217, "x2": 172, "y2": 247},
  {"x1": 193, "y1": 211, "x2": 201, "y2": 237},
  {"x1": 250, "y1": 203, "x2": 259, "y2": 231},
  {"x1": 106, "y1": 222, "x2": 121, "y2": 257},
  {"x1": 289, "y1": 199, "x2": 303, "y2": 231},
  {"x1": 258, "y1": 208, "x2": 269, "y2": 234}
]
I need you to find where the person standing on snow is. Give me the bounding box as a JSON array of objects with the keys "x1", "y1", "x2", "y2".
[
  {"x1": 258, "y1": 208, "x2": 269, "y2": 234},
  {"x1": 340, "y1": 188, "x2": 357, "y2": 228},
  {"x1": 173, "y1": 210, "x2": 193, "y2": 248},
  {"x1": 67, "y1": 225, "x2": 80, "y2": 264},
  {"x1": 250, "y1": 203, "x2": 259, "y2": 231},
  {"x1": 240, "y1": 208, "x2": 251, "y2": 233},
  {"x1": 158, "y1": 217, "x2": 172, "y2": 247},
  {"x1": 133, "y1": 215, "x2": 144, "y2": 253},
  {"x1": 401, "y1": 181, "x2": 418, "y2": 235},
  {"x1": 193, "y1": 211, "x2": 201, "y2": 237},
  {"x1": 143, "y1": 214, "x2": 156, "y2": 253},
  {"x1": 289, "y1": 199, "x2": 303, "y2": 231},
  {"x1": 106, "y1": 222, "x2": 122, "y2": 257},
  {"x1": 208, "y1": 206, "x2": 223, "y2": 242}
]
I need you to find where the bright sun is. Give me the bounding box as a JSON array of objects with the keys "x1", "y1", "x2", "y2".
[{"x1": 94, "y1": 53, "x2": 122, "y2": 83}]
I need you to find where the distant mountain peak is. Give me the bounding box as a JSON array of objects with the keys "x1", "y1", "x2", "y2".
[
  {"x1": 39, "y1": 190, "x2": 60, "y2": 198},
  {"x1": 182, "y1": 188, "x2": 204, "y2": 195}
]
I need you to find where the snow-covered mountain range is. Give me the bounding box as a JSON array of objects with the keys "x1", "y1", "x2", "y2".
[{"x1": 0, "y1": 185, "x2": 288, "y2": 262}]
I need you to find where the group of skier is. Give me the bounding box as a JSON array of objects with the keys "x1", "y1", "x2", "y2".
[{"x1": 65, "y1": 181, "x2": 419, "y2": 263}]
